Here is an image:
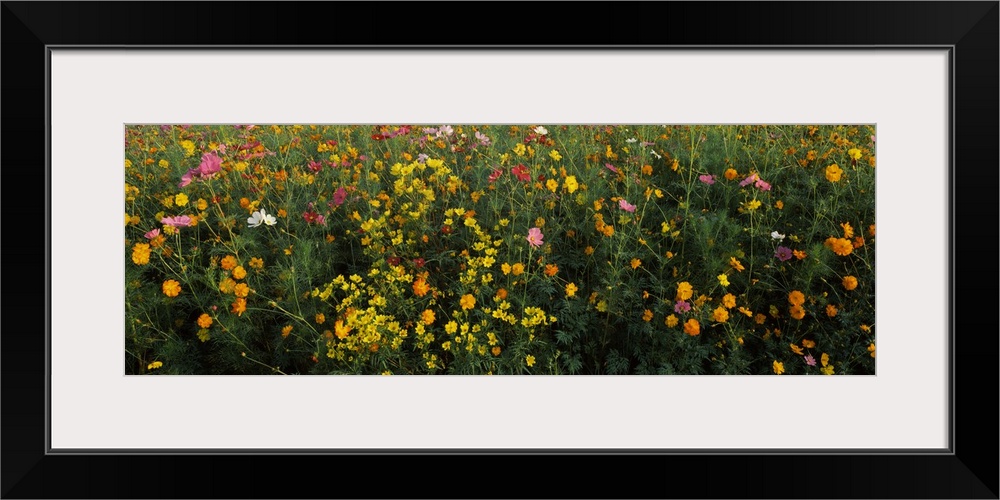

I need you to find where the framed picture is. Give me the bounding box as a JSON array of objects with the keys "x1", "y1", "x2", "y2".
[{"x1": 4, "y1": 2, "x2": 996, "y2": 498}]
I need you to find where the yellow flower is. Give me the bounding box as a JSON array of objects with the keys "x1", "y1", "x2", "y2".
[
  {"x1": 722, "y1": 293, "x2": 736, "y2": 309},
  {"x1": 842, "y1": 276, "x2": 858, "y2": 290},
  {"x1": 820, "y1": 365, "x2": 835, "y2": 375},
  {"x1": 631, "y1": 258, "x2": 642, "y2": 270},
  {"x1": 841, "y1": 222, "x2": 854, "y2": 239},
  {"x1": 743, "y1": 199, "x2": 762, "y2": 211},
  {"x1": 501, "y1": 263, "x2": 512, "y2": 275},
  {"x1": 335, "y1": 319, "x2": 352, "y2": 339},
  {"x1": 676, "y1": 282, "x2": 693, "y2": 301},
  {"x1": 315, "y1": 313, "x2": 326, "y2": 324},
  {"x1": 197, "y1": 313, "x2": 213, "y2": 329},
  {"x1": 773, "y1": 360, "x2": 784, "y2": 375},
  {"x1": 196, "y1": 198, "x2": 209, "y2": 211},
  {"x1": 821, "y1": 352, "x2": 830, "y2": 367},
  {"x1": 460, "y1": 294, "x2": 476, "y2": 310},
  {"x1": 565, "y1": 283, "x2": 578, "y2": 298},
  {"x1": 584, "y1": 246, "x2": 594, "y2": 256},
  {"x1": 790, "y1": 343, "x2": 804, "y2": 355},
  {"x1": 249, "y1": 257, "x2": 264, "y2": 270},
  {"x1": 683, "y1": 318, "x2": 700, "y2": 336},
  {"x1": 848, "y1": 148, "x2": 862, "y2": 160},
  {"x1": 445, "y1": 321, "x2": 458, "y2": 334},
  {"x1": 549, "y1": 150, "x2": 562, "y2": 161},
  {"x1": 665, "y1": 314, "x2": 679, "y2": 328},
  {"x1": 174, "y1": 193, "x2": 189, "y2": 207},
  {"x1": 717, "y1": 274, "x2": 730, "y2": 287},
  {"x1": 526, "y1": 355, "x2": 536, "y2": 367},
  {"x1": 546, "y1": 178, "x2": 558, "y2": 192},
  {"x1": 421, "y1": 309, "x2": 436, "y2": 325},
  {"x1": 131, "y1": 243, "x2": 151, "y2": 265},
  {"x1": 642, "y1": 309, "x2": 653, "y2": 322},
  {"x1": 234, "y1": 283, "x2": 250, "y2": 298},
  {"x1": 825, "y1": 163, "x2": 843, "y2": 182},
  {"x1": 775, "y1": 200, "x2": 784, "y2": 210},
  {"x1": 281, "y1": 325, "x2": 293, "y2": 338},
  {"x1": 147, "y1": 361, "x2": 163, "y2": 370},
  {"x1": 180, "y1": 140, "x2": 195, "y2": 157},
  {"x1": 162, "y1": 279, "x2": 181, "y2": 297},
  {"x1": 511, "y1": 263, "x2": 524, "y2": 276},
  {"x1": 232, "y1": 265, "x2": 247, "y2": 280},
  {"x1": 868, "y1": 343, "x2": 876, "y2": 358},
  {"x1": 564, "y1": 175, "x2": 579, "y2": 193}
]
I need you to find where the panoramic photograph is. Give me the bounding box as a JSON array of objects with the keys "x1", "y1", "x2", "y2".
[{"x1": 125, "y1": 124, "x2": 875, "y2": 375}]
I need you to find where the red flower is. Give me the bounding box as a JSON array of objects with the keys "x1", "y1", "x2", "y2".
[{"x1": 511, "y1": 164, "x2": 531, "y2": 182}]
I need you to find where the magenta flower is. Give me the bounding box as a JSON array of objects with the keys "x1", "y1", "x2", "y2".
[
  {"x1": 308, "y1": 160, "x2": 323, "y2": 173},
  {"x1": 754, "y1": 179, "x2": 771, "y2": 191},
  {"x1": 511, "y1": 164, "x2": 531, "y2": 182},
  {"x1": 674, "y1": 301, "x2": 691, "y2": 314},
  {"x1": 604, "y1": 162, "x2": 619, "y2": 173},
  {"x1": 804, "y1": 354, "x2": 817, "y2": 367},
  {"x1": 775, "y1": 246, "x2": 793, "y2": 262},
  {"x1": 618, "y1": 199, "x2": 637, "y2": 213},
  {"x1": 333, "y1": 187, "x2": 347, "y2": 206},
  {"x1": 161, "y1": 215, "x2": 192, "y2": 228},
  {"x1": 526, "y1": 227, "x2": 544, "y2": 248},
  {"x1": 698, "y1": 174, "x2": 716, "y2": 185},
  {"x1": 144, "y1": 228, "x2": 160, "y2": 240}
]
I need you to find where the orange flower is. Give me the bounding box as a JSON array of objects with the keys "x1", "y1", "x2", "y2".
[
  {"x1": 412, "y1": 278, "x2": 430, "y2": 297},
  {"x1": 642, "y1": 309, "x2": 653, "y2": 322},
  {"x1": 841, "y1": 222, "x2": 854, "y2": 239},
  {"x1": 826, "y1": 304, "x2": 838, "y2": 317},
  {"x1": 231, "y1": 297, "x2": 247, "y2": 316},
  {"x1": 789, "y1": 304, "x2": 806, "y2": 320},
  {"x1": 221, "y1": 255, "x2": 237, "y2": 271},
  {"x1": 683, "y1": 318, "x2": 700, "y2": 336},
  {"x1": 630, "y1": 259, "x2": 641, "y2": 270},
  {"x1": 459, "y1": 294, "x2": 476, "y2": 310},
  {"x1": 824, "y1": 237, "x2": 853, "y2": 256},
  {"x1": 676, "y1": 282, "x2": 694, "y2": 301},
  {"x1": 162, "y1": 279, "x2": 181, "y2": 297},
  {"x1": 842, "y1": 276, "x2": 858, "y2": 290},
  {"x1": 792, "y1": 249, "x2": 807, "y2": 260},
  {"x1": 496, "y1": 288, "x2": 509, "y2": 300},
  {"x1": 788, "y1": 290, "x2": 805, "y2": 306},
  {"x1": 281, "y1": 325, "x2": 293, "y2": 338},
  {"x1": 544, "y1": 264, "x2": 559, "y2": 277},
  {"x1": 713, "y1": 306, "x2": 729, "y2": 323},
  {"x1": 232, "y1": 265, "x2": 247, "y2": 280},
  {"x1": 722, "y1": 293, "x2": 736, "y2": 309},
  {"x1": 335, "y1": 319, "x2": 352, "y2": 339},
  {"x1": 723, "y1": 168, "x2": 738, "y2": 180},
  {"x1": 197, "y1": 313, "x2": 213, "y2": 329},
  {"x1": 801, "y1": 339, "x2": 816, "y2": 349},
  {"x1": 234, "y1": 283, "x2": 250, "y2": 298}
]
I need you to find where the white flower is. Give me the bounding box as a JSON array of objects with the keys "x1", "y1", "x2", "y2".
[
  {"x1": 771, "y1": 231, "x2": 785, "y2": 241},
  {"x1": 248, "y1": 209, "x2": 277, "y2": 228},
  {"x1": 650, "y1": 150, "x2": 662, "y2": 159},
  {"x1": 438, "y1": 125, "x2": 454, "y2": 137},
  {"x1": 625, "y1": 138, "x2": 637, "y2": 143},
  {"x1": 533, "y1": 126, "x2": 549, "y2": 136}
]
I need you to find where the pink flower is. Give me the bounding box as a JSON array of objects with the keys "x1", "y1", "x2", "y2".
[
  {"x1": 674, "y1": 301, "x2": 691, "y2": 313},
  {"x1": 754, "y1": 179, "x2": 771, "y2": 191},
  {"x1": 333, "y1": 187, "x2": 347, "y2": 206},
  {"x1": 739, "y1": 173, "x2": 760, "y2": 187},
  {"x1": 511, "y1": 164, "x2": 531, "y2": 182},
  {"x1": 161, "y1": 215, "x2": 192, "y2": 228},
  {"x1": 605, "y1": 162, "x2": 619, "y2": 173},
  {"x1": 618, "y1": 199, "x2": 636, "y2": 213},
  {"x1": 197, "y1": 152, "x2": 222, "y2": 177},
  {"x1": 144, "y1": 228, "x2": 160, "y2": 239},
  {"x1": 774, "y1": 246, "x2": 793, "y2": 262},
  {"x1": 526, "y1": 227, "x2": 544, "y2": 248},
  {"x1": 698, "y1": 174, "x2": 716, "y2": 185},
  {"x1": 804, "y1": 354, "x2": 817, "y2": 366},
  {"x1": 308, "y1": 160, "x2": 323, "y2": 173}
]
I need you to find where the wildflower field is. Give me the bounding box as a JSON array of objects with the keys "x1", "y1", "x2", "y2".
[{"x1": 125, "y1": 124, "x2": 875, "y2": 375}]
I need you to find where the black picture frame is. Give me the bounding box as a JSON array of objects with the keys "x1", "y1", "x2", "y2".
[{"x1": 3, "y1": 2, "x2": 997, "y2": 498}]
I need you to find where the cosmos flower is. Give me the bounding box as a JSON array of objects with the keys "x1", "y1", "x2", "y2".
[
  {"x1": 526, "y1": 227, "x2": 544, "y2": 248},
  {"x1": 698, "y1": 174, "x2": 715, "y2": 185},
  {"x1": 247, "y1": 209, "x2": 277, "y2": 227},
  {"x1": 774, "y1": 246, "x2": 793, "y2": 262},
  {"x1": 618, "y1": 199, "x2": 636, "y2": 213},
  {"x1": 533, "y1": 126, "x2": 549, "y2": 135},
  {"x1": 161, "y1": 215, "x2": 192, "y2": 228}
]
